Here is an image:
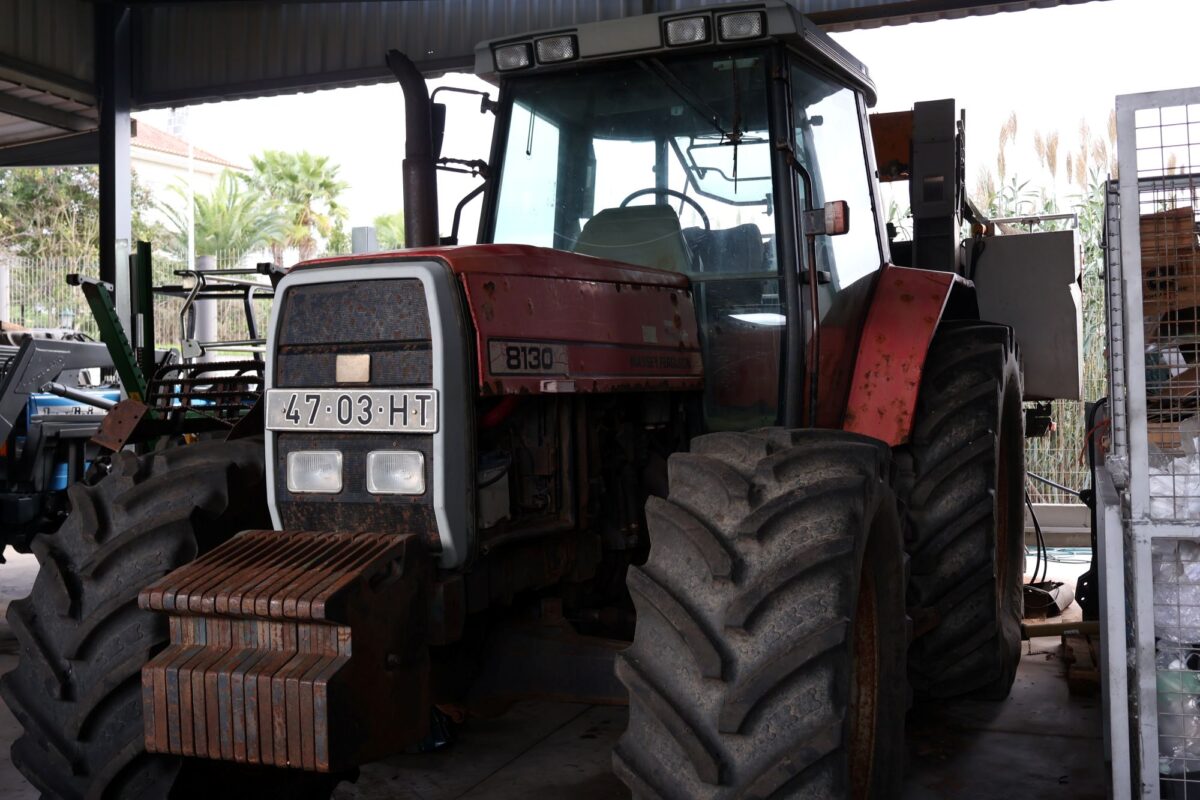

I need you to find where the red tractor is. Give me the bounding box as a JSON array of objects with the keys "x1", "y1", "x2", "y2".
[{"x1": 3, "y1": 3, "x2": 1077, "y2": 798}]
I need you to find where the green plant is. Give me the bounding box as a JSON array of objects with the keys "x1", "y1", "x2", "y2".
[
  {"x1": 160, "y1": 170, "x2": 282, "y2": 263},
  {"x1": 971, "y1": 112, "x2": 1117, "y2": 504},
  {"x1": 0, "y1": 167, "x2": 161, "y2": 260},
  {"x1": 373, "y1": 210, "x2": 405, "y2": 250},
  {"x1": 244, "y1": 150, "x2": 349, "y2": 262},
  {"x1": 325, "y1": 219, "x2": 351, "y2": 256}
]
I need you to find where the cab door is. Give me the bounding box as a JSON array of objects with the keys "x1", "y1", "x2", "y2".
[{"x1": 787, "y1": 58, "x2": 887, "y2": 427}]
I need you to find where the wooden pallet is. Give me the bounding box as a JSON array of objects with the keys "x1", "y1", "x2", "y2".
[{"x1": 1061, "y1": 631, "x2": 1101, "y2": 696}]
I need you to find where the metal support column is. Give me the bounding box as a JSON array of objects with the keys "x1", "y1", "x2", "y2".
[
  {"x1": 95, "y1": 2, "x2": 133, "y2": 332},
  {"x1": 1097, "y1": 467, "x2": 1132, "y2": 795}
]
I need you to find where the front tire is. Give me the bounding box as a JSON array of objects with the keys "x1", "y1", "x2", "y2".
[
  {"x1": 0, "y1": 438, "x2": 338, "y2": 799},
  {"x1": 614, "y1": 429, "x2": 907, "y2": 799}
]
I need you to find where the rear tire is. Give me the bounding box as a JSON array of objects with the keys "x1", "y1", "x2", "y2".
[
  {"x1": 614, "y1": 429, "x2": 907, "y2": 799},
  {"x1": 0, "y1": 439, "x2": 340, "y2": 799},
  {"x1": 899, "y1": 321, "x2": 1025, "y2": 700}
]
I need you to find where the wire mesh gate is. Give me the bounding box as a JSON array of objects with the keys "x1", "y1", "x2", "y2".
[{"x1": 1103, "y1": 86, "x2": 1200, "y2": 799}]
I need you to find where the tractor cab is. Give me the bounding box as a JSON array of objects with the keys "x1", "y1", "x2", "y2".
[{"x1": 472, "y1": 3, "x2": 888, "y2": 430}]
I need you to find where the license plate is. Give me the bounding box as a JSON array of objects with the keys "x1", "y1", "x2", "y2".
[{"x1": 265, "y1": 389, "x2": 438, "y2": 433}]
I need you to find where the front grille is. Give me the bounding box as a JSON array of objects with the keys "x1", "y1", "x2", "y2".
[
  {"x1": 278, "y1": 280, "x2": 430, "y2": 345},
  {"x1": 273, "y1": 277, "x2": 436, "y2": 534},
  {"x1": 276, "y1": 343, "x2": 432, "y2": 388},
  {"x1": 276, "y1": 279, "x2": 432, "y2": 389}
]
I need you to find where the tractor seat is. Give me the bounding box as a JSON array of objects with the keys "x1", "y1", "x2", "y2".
[
  {"x1": 683, "y1": 224, "x2": 768, "y2": 310},
  {"x1": 574, "y1": 205, "x2": 692, "y2": 273},
  {"x1": 682, "y1": 224, "x2": 765, "y2": 274}
]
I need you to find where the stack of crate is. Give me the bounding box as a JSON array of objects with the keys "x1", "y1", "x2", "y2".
[
  {"x1": 1142, "y1": 206, "x2": 1200, "y2": 454},
  {"x1": 1103, "y1": 87, "x2": 1200, "y2": 799}
]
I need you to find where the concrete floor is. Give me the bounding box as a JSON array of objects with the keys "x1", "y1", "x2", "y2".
[{"x1": 0, "y1": 551, "x2": 1108, "y2": 800}]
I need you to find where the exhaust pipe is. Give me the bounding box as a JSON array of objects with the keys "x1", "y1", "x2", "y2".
[{"x1": 386, "y1": 49, "x2": 439, "y2": 248}]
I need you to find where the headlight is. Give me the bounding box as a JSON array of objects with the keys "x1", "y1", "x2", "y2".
[
  {"x1": 495, "y1": 43, "x2": 533, "y2": 71},
  {"x1": 366, "y1": 451, "x2": 425, "y2": 495},
  {"x1": 718, "y1": 11, "x2": 765, "y2": 41},
  {"x1": 665, "y1": 16, "x2": 710, "y2": 46},
  {"x1": 535, "y1": 35, "x2": 577, "y2": 64},
  {"x1": 287, "y1": 450, "x2": 343, "y2": 494}
]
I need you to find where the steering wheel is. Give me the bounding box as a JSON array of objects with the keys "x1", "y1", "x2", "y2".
[{"x1": 619, "y1": 188, "x2": 710, "y2": 230}]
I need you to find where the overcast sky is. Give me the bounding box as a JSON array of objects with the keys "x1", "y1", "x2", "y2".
[{"x1": 134, "y1": 0, "x2": 1198, "y2": 233}]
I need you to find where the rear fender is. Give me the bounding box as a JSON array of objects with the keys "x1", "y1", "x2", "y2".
[{"x1": 842, "y1": 264, "x2": 975, "y2": 446}]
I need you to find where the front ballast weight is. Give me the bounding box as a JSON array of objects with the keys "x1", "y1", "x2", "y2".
[{"x1": 140, "y1": 529, "x2": 432, "y2": 773}]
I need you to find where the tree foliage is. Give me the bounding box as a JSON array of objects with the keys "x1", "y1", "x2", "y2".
[
  {"x1": 244, "y1": 150, "x2": 348, "y2": 262},
  {"x1": 0, "y1": 167, "x2": 161, "y2": 260},
  {"x1": 0, "y1": 150, "x2": 350, "y2": 268},
  {"x1": 373, "y1": 211, "x2": 406, "y2": 250},
  {"x1": 160, "y1": 170, "x2": 282, "y2": 263},
  {"x1": 325, "y1": 219, "x2": 352, "y2": 256}
]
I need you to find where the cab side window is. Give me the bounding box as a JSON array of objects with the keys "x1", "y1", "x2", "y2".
[
  {"x1": 494, "y1": 103, "x2": 562, "y2": 248},
  {"x1": 791, "y1": 67, "x2": 883, "y2": 309}
]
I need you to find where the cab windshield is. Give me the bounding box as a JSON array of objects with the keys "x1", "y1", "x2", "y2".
[
  {"x1": 488, "y1": 48, "x2": 877, "y2": 431},
  {"x1": 490, "y1": 49, "x2": 777, "y2": 277}
]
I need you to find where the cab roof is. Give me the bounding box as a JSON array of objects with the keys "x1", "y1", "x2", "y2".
[{"x1": 473, "y1": 1, "x2": 876, "y2": 106}]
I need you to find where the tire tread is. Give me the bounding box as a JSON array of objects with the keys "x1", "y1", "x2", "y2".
[
  {"x1": 901, "y1": 322, "x2": 1025, "y2": 700},
  {"x1": 615, "y1": 430, "x2": 906, "y2": 799},
  {"x1": 1, "y1": 438, "x2": 270, "y2": 800}
]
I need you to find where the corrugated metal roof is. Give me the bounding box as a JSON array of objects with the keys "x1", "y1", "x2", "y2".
[
  {"x1": 131, "y1": 0, "x2": 1110, "y2": 108},
  {"x1": 0, "y1": 0, "x2": 96, "y2": 153},
  {"x1": 0, "y1": 0, "x2": 94, "y2": 100},
  {"x1": 810, "y1": 0, "x2": 1104, "y2": 31},
  {"x1": 0, "y1": 0, "x2": 1107, "y2": 157},
  {"x1": 0, "y1": 78, "x2": 97, "y2": 152},
  {"x1": 134, "y1": 1, "x2": 649, "y2": 107}
]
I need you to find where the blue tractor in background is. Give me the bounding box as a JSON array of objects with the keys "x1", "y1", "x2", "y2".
[{"x1": 0, "y1": 327, "x2": 120, "y2": 557}]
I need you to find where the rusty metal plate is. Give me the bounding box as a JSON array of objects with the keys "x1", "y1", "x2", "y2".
[
  {"x1": 91, "y1": 397, "x2": 150, "y2": 451},
  {"x1": 141, "y1": 530, "x2": 431, "y2": 773}
]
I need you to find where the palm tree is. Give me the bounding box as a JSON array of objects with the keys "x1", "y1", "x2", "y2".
[
  {"x1": 373, "y1": 211, "x2": 405, "y2": 250},
  {"x1": 244, "y1": 150, "x2": 349, "y2": 262},
  {"x1": 161, "y1": 170, "x2": 282, "y2": 265}
]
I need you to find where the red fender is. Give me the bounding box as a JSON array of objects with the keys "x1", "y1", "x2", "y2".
[{"x1": 842, "y1": 263, "x2": 963, "y2": 446}]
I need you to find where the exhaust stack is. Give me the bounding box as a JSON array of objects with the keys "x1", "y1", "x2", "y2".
[{"x1": 386, "y1": 49, "x2": 439, "y2": 248}]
